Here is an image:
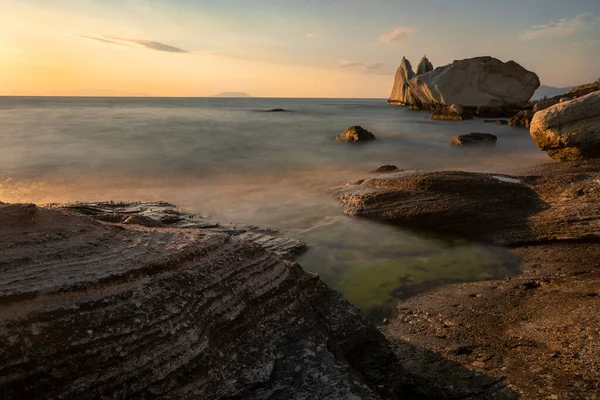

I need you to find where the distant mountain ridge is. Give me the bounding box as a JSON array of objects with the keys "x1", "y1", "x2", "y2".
[
  {"x1": 533, "y1": 85, "x2": 574, "y2": 100},
  {"x1": 214, "y1": 92, "x2": 251, "y2": 98}
]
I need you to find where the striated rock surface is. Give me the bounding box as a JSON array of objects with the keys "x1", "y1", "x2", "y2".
[
  {"x1": 430, "y1": 104, "x2": 468, "y2": 121},
  {"x1": 55, "y1": 201, "x2": 307, "y2": 261},
  {"x1": 449, "y1": 133, "x2": 497, "y2": 146},
  {"x1": 530, "y1": 91, "x2": 600, "y2": 161},
  {"x1": 0, "y1": 202, "x2": 418, "y2": 400},
  {"x1": 335, "y1": 126, "x2": 376, "y2": 142},
  {"x1": 388, "y1": 56, "x2": 540, "y2": 109},
  {"x1": 415, "y1": 55, "x2": 433, "y2": 76}
]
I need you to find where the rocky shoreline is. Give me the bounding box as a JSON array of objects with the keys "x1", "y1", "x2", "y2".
[{"x1": 334, "y1": 160, "x2": 600, "y2": 399}]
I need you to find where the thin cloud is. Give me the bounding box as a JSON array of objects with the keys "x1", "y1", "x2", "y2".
[
  {"x1": 378, "y1": 26, "x2": 416, "y2": 43},
  {"x1": 77, "y1": 34, "x2": 188, "y2": 53},
  {"x1": 518, "y1": 13, "x2": 599, "y2": 41},
  {"x1": 306, "y1": 33, "x2": 318, "y2": 38},
  {"x1": 336, "y1": 60, "x2": 385, "y2": 74}
]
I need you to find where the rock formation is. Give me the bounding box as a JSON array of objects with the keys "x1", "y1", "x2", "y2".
[
  {"x1": 0, "y1": 202, "x2": 418, "y2": 399},
  {"x1": 508, "y1": 110, "x2": 535, "y2": 128},
  {"x1": 372, "y1": 165, "x2": 400, "y2": 173},
  {"x1": 335, "y1": 126, "x2": 376, "y2": 142},
  {"x1": 332, "y1": 161, "x2": 600, "y2": 399},
  {"x1": 388, "y1": 56, "x2": 540, "y2": 110},
  {"x1": 415, "y1": 55, "x2": 433, "y2": 76},
  {"x1": 530, "y1": 91, "x2": 600, "y2": 161},
  {"x1": 388, "y1": 57, "x2": 416, "y2": 107},
  {"x1": 56, "y1": 201, "x2": 307, "y2": 260},
  {"x1": 449, "y1": 133, "x2": 497, "y2": 146},
  {"x1": 430, "y1": 104, "x2": 469, "y2": 121}
]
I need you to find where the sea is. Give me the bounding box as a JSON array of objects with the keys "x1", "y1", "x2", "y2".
[{"x1": 0, "y1": 96, "x2": 549, "y2": 318}]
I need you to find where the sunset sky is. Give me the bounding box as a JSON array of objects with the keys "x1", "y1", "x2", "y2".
[{"x1": 1, "y1": 0, "x2": 599, "y2": 97}]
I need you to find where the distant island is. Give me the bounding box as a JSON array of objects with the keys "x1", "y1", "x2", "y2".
[{"x1": 214, "y1": 92, "x2": 252, "y2": 98}]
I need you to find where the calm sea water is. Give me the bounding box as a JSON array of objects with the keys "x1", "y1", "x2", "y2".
[{"x1": 0, "y1": 96, "x2": 549, "y2": 318}]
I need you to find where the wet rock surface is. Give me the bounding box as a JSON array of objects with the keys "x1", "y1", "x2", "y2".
[
  {"x1": 449, "y1": 133, "x2": 497, "y2": 146},
  {"x1": 430, "y1": 104, "x2": 469, "y2": 121},
  {"x1": 334, "y1": 160, "x2": 600, "y2": 399},
  {"x1": 372, "y1": 164, "x2": 400, "y2": 173},
  {"x1": 0, "y1": 203, "x2": 419, "y2": 400},
  {"x1": 57, "y1": 201, "x2": 307, "y2": 260},
  {"x1": 335, "y1": 125, "x2": 376, "y2": 142}
]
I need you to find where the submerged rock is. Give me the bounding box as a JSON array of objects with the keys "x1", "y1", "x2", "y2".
[
  {"x1": 388, "y1": 56, "x2": 540, "y2": 109},
  {"x1": 449, "y1": 133, "x2": 497, "y2": 145},
  {"x1": 0, "y1": 202, "x2": 416, "y2": 399},
  {"x1": 372, "y1": 164, "x2": 400, "y2": 173},
  {"x1": 430, "y1": 104, "x2": 469, "y2": 121},
  {"x1": 483, "y1": 119, "x2": 509, "y2": 125},
  {"x1": 335, "y1": 126, "x2": 376, "y2": 142},
  {"x1": 530, "y1": 91, "x2": 600, "y2": 161}
]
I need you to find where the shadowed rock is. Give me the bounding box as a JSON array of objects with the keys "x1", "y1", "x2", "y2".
[
  {"x1": 0, "y1": 203, "x2": 418, "y2": 399},
  {"x1": 333, "y1": 171, "x2": 546, "y2": 244},
  {"x1": 508, "y1": 110, "x2": 535, "y2": 128},
  {"x1": 449, "y1": 133, "x2": 497, "y2": 145},
  {"x1": 415, "y1": 55, "x2": 433, "y2": 76},
  {"x1": 335, "y1": 126, "x2": 376, "y2": 142},
  {"x1": 372, "y1": 165, "x2": 400, "y2": 173},
  {"x1": 430, "y1": 104, "x2": 469, "y2": 121}
]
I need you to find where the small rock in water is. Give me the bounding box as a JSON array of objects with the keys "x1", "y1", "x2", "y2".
[
  {"x1": 483, "y1": 120, "x2": 508, "y2": 125},
  {"x1": 449, "y1": 133, "x2": 497, "y2": 146},
  {"x1": 430, "y1": 104, "x2": 468, "y2": 121},
  {"x1": 266, "y1": 108, "x2": 289, "y2": 112},
  {"x1": 372, "y1": 165, "x2": 400, "y2": 173},
  {"x1": 335, "y1": 126, "x2": 376, "y2": 142}
]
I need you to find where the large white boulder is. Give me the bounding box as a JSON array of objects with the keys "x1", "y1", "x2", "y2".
[{"x1": 388, "y1": 56, "x2": 540, "y2": 109}]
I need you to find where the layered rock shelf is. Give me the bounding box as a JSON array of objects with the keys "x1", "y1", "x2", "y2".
[{"x1": 0, "y1": 202, "x2": 418, "y2": 399}]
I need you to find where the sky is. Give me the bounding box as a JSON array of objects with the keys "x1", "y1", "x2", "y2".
[{"x1": 1, "y1": 0, "x2": 599, "y2": 97}]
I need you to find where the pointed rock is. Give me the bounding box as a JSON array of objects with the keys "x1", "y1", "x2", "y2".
[
  {"x1": 388, "y1": 57, "x2": 415, "y2": 105},
  {"x1": 416, "y1": 55, "x2": 433, "y2": 75}
]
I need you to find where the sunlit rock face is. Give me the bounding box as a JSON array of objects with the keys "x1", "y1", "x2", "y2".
[
  {"x1": 530, "y1": 91, "x2": 600, "y2": 161},
  {"x1": 388, "y1": 56, "x2": 540, "y2": 110}
]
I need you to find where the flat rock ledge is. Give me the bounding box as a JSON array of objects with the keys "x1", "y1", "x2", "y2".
[
  {"x1": 0, "y1": 202, "x2": 418, "y2": 399},
  {"x1": 333, "y1": 161, "x2": 600, "y2": 399},
  {"x1": 55, "y1": 201, "x2": 307, "y2": 261}
]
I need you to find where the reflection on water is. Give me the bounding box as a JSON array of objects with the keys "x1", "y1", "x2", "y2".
[
  {"x1": 297, "y1": 218, "x2": 520, "y2": 320},
  {"x1": 0, "y1": 97, "x2": 545, "y2": 316}
]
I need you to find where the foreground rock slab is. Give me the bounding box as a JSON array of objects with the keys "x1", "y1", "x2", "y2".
[
  {"x1": 0, "y1": 203, "x2": 417, "y2": 400},
  {"x1": 530, "y1": 91, "x2": 600, "y2": 161}
]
